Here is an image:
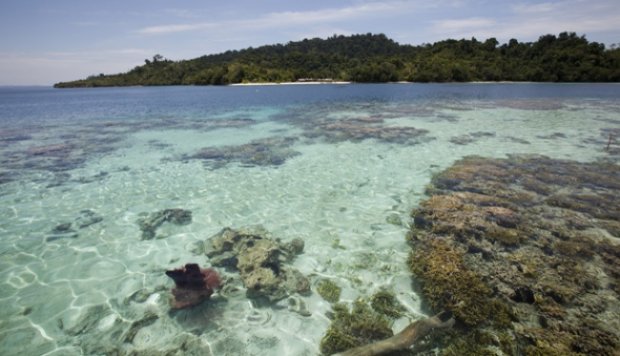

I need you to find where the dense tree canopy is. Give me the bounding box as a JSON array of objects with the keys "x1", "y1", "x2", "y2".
[{"x1": 54, "y1": 32, "x2": 620, "y2": 87}]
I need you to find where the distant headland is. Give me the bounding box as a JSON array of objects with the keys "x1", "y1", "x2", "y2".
[{"x1": 54, "y1": 32, "x2": 620, "y2": 88}]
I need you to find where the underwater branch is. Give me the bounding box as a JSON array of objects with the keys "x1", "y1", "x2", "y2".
[{"x1": 334, "y1": 311, "x2": 454, "y2": 356}]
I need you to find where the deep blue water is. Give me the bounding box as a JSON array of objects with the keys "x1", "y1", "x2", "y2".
[{"x1": 2, "y1": 83, "x2": 619, "y2": 125}]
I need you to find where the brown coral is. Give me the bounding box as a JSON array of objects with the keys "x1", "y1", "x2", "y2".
[
  {"x1": 408, "y1": 155, "x2": 620, "y2": 355},
  {"x1": 165, "y1": 263, "x2": 222, "y2": 309}
]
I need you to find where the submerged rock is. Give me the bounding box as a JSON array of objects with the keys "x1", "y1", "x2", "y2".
[
  {"x1": 196, "y1": 226, "x2": 309, "y2": 302},
  {"x1": 47, "y1": 223, "x2": 78, "y2": 242},
  {"x1": 407, "y1": 155, "x2": 620, "y2": 355},
  {"x1": 59, "y1": 302, "x2": 179, "y2": 355},
  {"x1": 137, "y1": 208, "x2": 192, "y2": 240},
  {"x1": 51, "y1": 222, "x2": 75, "y2": 234},
  {"x1": 286, "y1": 295, "x2": 312, "y2": 317},
  {"x1": 75, "y1": 209, "x2": 103, "y2": 229},
  {"x1": 46, "y1": 209, "x2": 103, "y2": 241},
  {"x1": 449, "y1": 131, "x2": 495, "y2": 145},
  {"x1": 123, "y1": 311, "x2": 159, "y2": 343},
  {"x1": 504, "y1": 136, "x2": 531, "y2": 145},
  {"x1": 537, "y1": 132, "x2": 568, "y2": 140}
]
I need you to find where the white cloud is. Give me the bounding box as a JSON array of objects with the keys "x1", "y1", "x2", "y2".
[
  {"x1": 504, "y1": 1, "x2": 620, "y2": 40},
  {"x1": 138, "y1": 23, "x2": 214, "y2": 35},
  {"x1": 137, "y1": 1, "x2": 445, "y2": 35},
  {"x1": 257, "y1": 2, "x2": 403, "y2": 26}
]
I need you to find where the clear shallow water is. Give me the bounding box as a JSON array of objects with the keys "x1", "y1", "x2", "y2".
[{"x1": 0, "y1": 84, "x2": 619, "y2": 355}]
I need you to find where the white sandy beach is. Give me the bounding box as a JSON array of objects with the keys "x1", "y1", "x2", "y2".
[{"x1": 229, "y1": 81, "x2": 351, "y2": 86}]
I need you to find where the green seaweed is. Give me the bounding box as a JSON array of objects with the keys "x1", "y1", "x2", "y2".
[
  {"x1": 320, "y1": 327, "x2": 358, "y2": 354},
  {"x1": 370, "y1": 290, "x2": 406, "y2": 319},
  {"x1": 317, "y1": 279, "x2": 342, "y2": 303},
  {"x1": 319, "y1": 300, "x2": 393, "y2": 355}
]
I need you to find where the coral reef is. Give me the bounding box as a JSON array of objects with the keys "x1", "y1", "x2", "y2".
[
  {"x1": 172, "y1": 104, "x2": 437, "y2": 171},
  {"x1": 195, "y1": 226, "x2": 309, "y2": 302},
  {"x1": 165, "y1": 263, "x2": 222, "y2": 309},
  {"x1": 307, "y1": 121, "x2": 431, "y2": 145},
  {"x1": 183, "y1": 136, "x2": 300, "y2": 168},
  {"x1": 0, "y1": 127, "x2": 124, "y2": 186},
  {"x1": 408, "y1": 155, "x2": 620, "y2": 355},
  {"x1": 0, "y1": 115, "x2": 257, "y2": 186},
  {"x1": 270, "y1": 103, "x2": 435, "y2": 146},
  {"x1": 495, "y1": 99, "x2": 565, "y2": 110},
  {"x1": 137, "y1": 208, "x2": 192, "y2": 240}
]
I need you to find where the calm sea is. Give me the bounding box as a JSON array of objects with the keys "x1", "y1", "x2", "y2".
[{"x1": 1, "y1": 83, "x2": 619, "y2": 355}]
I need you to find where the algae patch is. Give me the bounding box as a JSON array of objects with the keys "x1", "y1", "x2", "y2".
[
  {"x1": 317, "y1": 279, "x2": 342, "y2": 303},
  {"x1": 319, "y1": 299, "x2": 393, "y2": 355}
]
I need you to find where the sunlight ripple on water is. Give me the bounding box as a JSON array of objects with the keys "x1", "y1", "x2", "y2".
[{"x1": 0, "y1": 83, "x2": 619, "y2": 355}]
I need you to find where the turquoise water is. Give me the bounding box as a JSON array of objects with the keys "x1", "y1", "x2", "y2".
[{"x1": 1, "y1": 84, "x2": 619, "y2": 355}]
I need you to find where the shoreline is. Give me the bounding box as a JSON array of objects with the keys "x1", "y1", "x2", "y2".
[
  {"x1": 229, "y1": 81, "x2": 351, "y2": 86},
  {"x1": 47, "y1": 81, "x2": 620, "y2": 89},
  {"x1": 226, "y1": 80, "x2": 620, "y2": 87}
]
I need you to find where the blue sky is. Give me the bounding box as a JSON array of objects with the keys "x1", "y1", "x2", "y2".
[{"x1": 1, "y1": 0, "x2": 619, "y2": 85}]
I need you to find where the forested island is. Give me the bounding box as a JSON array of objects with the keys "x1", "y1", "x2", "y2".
[{"x1": 54, "y1": 32, "x2": 620, "y2": 87}]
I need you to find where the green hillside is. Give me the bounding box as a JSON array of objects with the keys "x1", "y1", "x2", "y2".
[{"x1": 54, "y1": 32, "x2": 620, "y2": 87}]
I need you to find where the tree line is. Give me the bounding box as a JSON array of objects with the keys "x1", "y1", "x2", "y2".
[{"x1": 54, "y1": 32, "x2": 620, "y2": 87}]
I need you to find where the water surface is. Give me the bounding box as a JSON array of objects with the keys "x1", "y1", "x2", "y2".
[{"x1": 0, "y1": 83, "x2": 619, "y2": 355}]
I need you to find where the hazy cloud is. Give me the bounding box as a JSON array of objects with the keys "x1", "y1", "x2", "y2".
[
  {"x1": 430, "y1": 0, "x2": 620, "y2": 42},
  {"x1": 137, "y1": 1, "x2": 441, "y2": 35},
  {"x1": 432, "y1": 17, "x2": 496, "y2": 33},
  {"x1": 511, "y1": 2, "x2": 558, "y2": 14},
  {"x1": 0, "y1": 49, "x2": 151, "y2": 85}
]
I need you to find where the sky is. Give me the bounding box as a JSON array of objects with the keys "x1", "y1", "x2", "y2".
[{"x1": 1, "y1": 0, "x2": 619, "y2": 85}]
